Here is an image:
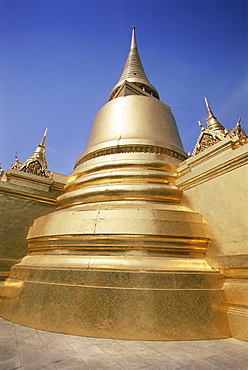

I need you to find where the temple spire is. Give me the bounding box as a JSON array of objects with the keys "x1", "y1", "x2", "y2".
[
  {"x1": 204, "y1": 96, "x2": 225, "y2": 133},
  {"x1": 130, "y1": 26, "x2": 137, "y2": 49},
  {"x1": 27, "y1": 127, "x2": 48, "y2": 163},
  {"x1": 109, "y1": 27, "x2": 159, "y2": 100},
  {"x1": 204, "y1": 96, "x2": 214, "y2": 118},
  {"x1": 40, "y1": 126, "x2": 48, "y2": 147},
  {"x1": 20, "y1": 127, "x2": 51, "y2": 177}
]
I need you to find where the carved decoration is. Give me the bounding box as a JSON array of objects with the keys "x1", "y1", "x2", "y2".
[
  {"x1": 11, "y1": 153, "x2": 22, "y2": 170},
  {"x1": 10, "y1": 128, "x2": 52, "y2": 178},
  {"x1": 229, "y1": 117, "x2": 248, "y2": 142},
  {"x1": 193, "y1": 133, "x2": 221, "y2": 155},
  {"x1": 21, "y1": 160, "x2": 51, "y2": 178},
  {"x1": 75, "y1": 144, "x2": 187, "y2": 168},
  {"x1": 192, "y1": 116, "x2": 247, "y2": 156}
]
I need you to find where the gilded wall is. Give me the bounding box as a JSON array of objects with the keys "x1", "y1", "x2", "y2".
[
  {"x1": 176, "y1": 137, "x2": 248, "y2": 340},
  {"x1": 0, "y1": 169, "x2": 66, "y2": 280}
]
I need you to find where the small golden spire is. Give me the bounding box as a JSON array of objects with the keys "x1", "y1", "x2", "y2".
[
  {"x1": 204, "y1": 96, "x2": 214, "y2": 118},
  {"x1": 20, "y1": 127, "x2": 51, "y2": 177},
  {"x1": 204, "y1": 96, "x2": 225, "y2": 133},
  {"x1": 40, "y1": 127, "x2": 48, "y2": 147}
]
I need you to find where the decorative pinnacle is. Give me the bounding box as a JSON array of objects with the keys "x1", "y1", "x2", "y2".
[
  {"x1": 204, "y1": 96, "x2": 214, "y2": 119},
  {"x1": 109, "y1": 27, "x2": 159, "y2": 100},
  {"x1": 40, "y1": 127, "x2": 48, "y2": 147},
  {"x1": 204, "y1": 96, "x2": 225, "y2": 133},
  {"x1": 131, "y1": 26, "x2": 137, "y2": 49}
]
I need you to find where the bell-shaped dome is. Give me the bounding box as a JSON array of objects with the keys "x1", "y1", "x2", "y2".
[{"x1": 75, "y1": 95, "x2": 185, "y2": 168}]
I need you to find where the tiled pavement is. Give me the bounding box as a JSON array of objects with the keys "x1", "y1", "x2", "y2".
[{"x1": 0, "y1": 317, "x2": 248, "y2": 370}]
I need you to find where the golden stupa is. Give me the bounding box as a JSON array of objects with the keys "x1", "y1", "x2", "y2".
[{"x1": 0, "y1": 27, "x2": 231, "y2": 340}]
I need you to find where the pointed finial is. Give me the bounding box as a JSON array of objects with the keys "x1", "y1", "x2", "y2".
[
  {"x1": 204, "y1": 96, "x2": 214, "y2": 118},
  {"x1": 40, "y1": 127, "x2": 48, "y2": 147},
  {"x1": 198, "y1": 120, "x2": 205, "y2": 131},
  {"x1": 203, "y1": 96, "x2": 225, "y2": 133},
  {"x1": 10, "y1": 152, "x2": 22, "y2": 170},
  {"x1": 236, "y1": 115, "x2": 241, "y2": 127},
  {"x1": 131, "y1": 26, "x2": 137, "y2": 49},
  {"x1": 109, "y1": 27, "x2": 159, "y2": 100},
  {"x1": 204, "y1": 95, "x2": 209, "y2": 107}
]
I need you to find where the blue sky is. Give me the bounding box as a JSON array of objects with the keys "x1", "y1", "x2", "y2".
[{"x1": 0, "y1": 0, "x2": 247, "y2": 175}]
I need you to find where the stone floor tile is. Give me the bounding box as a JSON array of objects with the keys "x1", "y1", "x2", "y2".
[
  {"x1": 0, "y1": 324, "x2": 15, "y2": 336},
  {"x1": 141, "y1": 341, "x2": 168, "y2": 349},
  {"x1": 145, "y1": 342, "x2": 190, "y2": 358},
  {"x1": 52, "y1": 357, "x2": 90, "y2": 369},
  {"x1": 176, "y1": 343, "x2": 220, "y2": 359},
  {"x1": 221, "y1": 346, "x2": 248, "y2": 359},
  {"x1": 0, "y1": 318, "x2": 14, "y2": 328},
  {"x1": 1, "y1": 318, "x2": 248, "y2": 370},
  {"x1": 18, "y1": 347, "x2": 52, "y2": 367},
  {"x1": 128, "y1": 343, "x2": 160, "y2": 358},
  {"x1": 188, "y1": 340, "x2": 222, "y2": 347},
  {"x1": 92, "y1": 337, "x2": 117, "y2": 345},
  {"x1": 57, "y1": 366, "x2": 91, "y2": 370},
  {"x1": 0, "y1": 335, "x2": 16, "y2": 348},
  {"x1": 65, "y1": 335, "x2": 95, "y2": 345},
  {"x1": 46, "y1": 344, "x2": 89, "y2": 366},
  {"x1": 38, "y1": 332, "x2": 68, "y2": 344},
  {"x1": 206, "y1": 353, "x2": 248, "y2": 369},
  {"x1": 47, "y1": 349, "x2": 82, "y2": 362},
  {"x1": 113, "y1": 352, "x2": 154, "y2": 370},
  {"x1": 67, "y1": 341, "x2": 106, "y2": 357},
  {"x1": 239, "y1": 355, "x2": 248, "y2": 365},
  {"x1": 175, "y1": 354, "x2": 223, "y2": 370},
  {"x1": 80, "y1": 352, "x2": 124, "y2": 370},
  {"x1": 43, "y1": 342, "x2": 75, "y2": 354},
  {"x1": 178, "y1": 366, "x2": 222, "y2": 370},
  {"x1": 207, "y1": 338, "x2": 245, "y2": 352},
  {"x1": 223, "y1": 337, "x2": 248, "y2": 346},
  {"x1": 17, "y1": 338, "x2": 45, "y2": 351},
  {"x1": 144, "y1": 352, "x2": 184, "y2": 369},
  {"x1": 14, "y1": 324, "x2": 37, "y2": 336},
  {"x1": 0, "y1": 344, "x2": 18, "y2": 361},
  {"x1": 22, "y1": 364, "x2": 56, "y2": 370},
  {"x1": 0, "y1": 357, "x2": 21, "y2": 370},
  {"x1": 96, "y1": 341, "x2": 132, "y2": 356}
]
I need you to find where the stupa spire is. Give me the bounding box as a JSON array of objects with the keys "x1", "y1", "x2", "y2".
[
  {"x1": 204, "y1": 96, "x2": 225, "y2": 133},
  {"x1": 109, "y1": 27, "x2": 159, "y2": 100},
  {"x1": 20, "y1": 127, "x2": 51, "y2": 177},
  {"x1": 130, "y1": 26, "x2": 137, "y2": 49}
]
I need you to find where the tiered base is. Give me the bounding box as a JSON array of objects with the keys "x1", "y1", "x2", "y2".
[{"x1": 0, "y1": 255, "x2": 231, "y2": 340}]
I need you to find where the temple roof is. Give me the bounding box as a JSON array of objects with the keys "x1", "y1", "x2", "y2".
[
  {"x1": 109, "y1": 27, "x2": 159, "y2": 100},
  {"x1": 192, "y1": 98, "x2": 247, "y2": 156},
  {"x1": 11, "y1": 128, "x2": 52, "y2": 177}
]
